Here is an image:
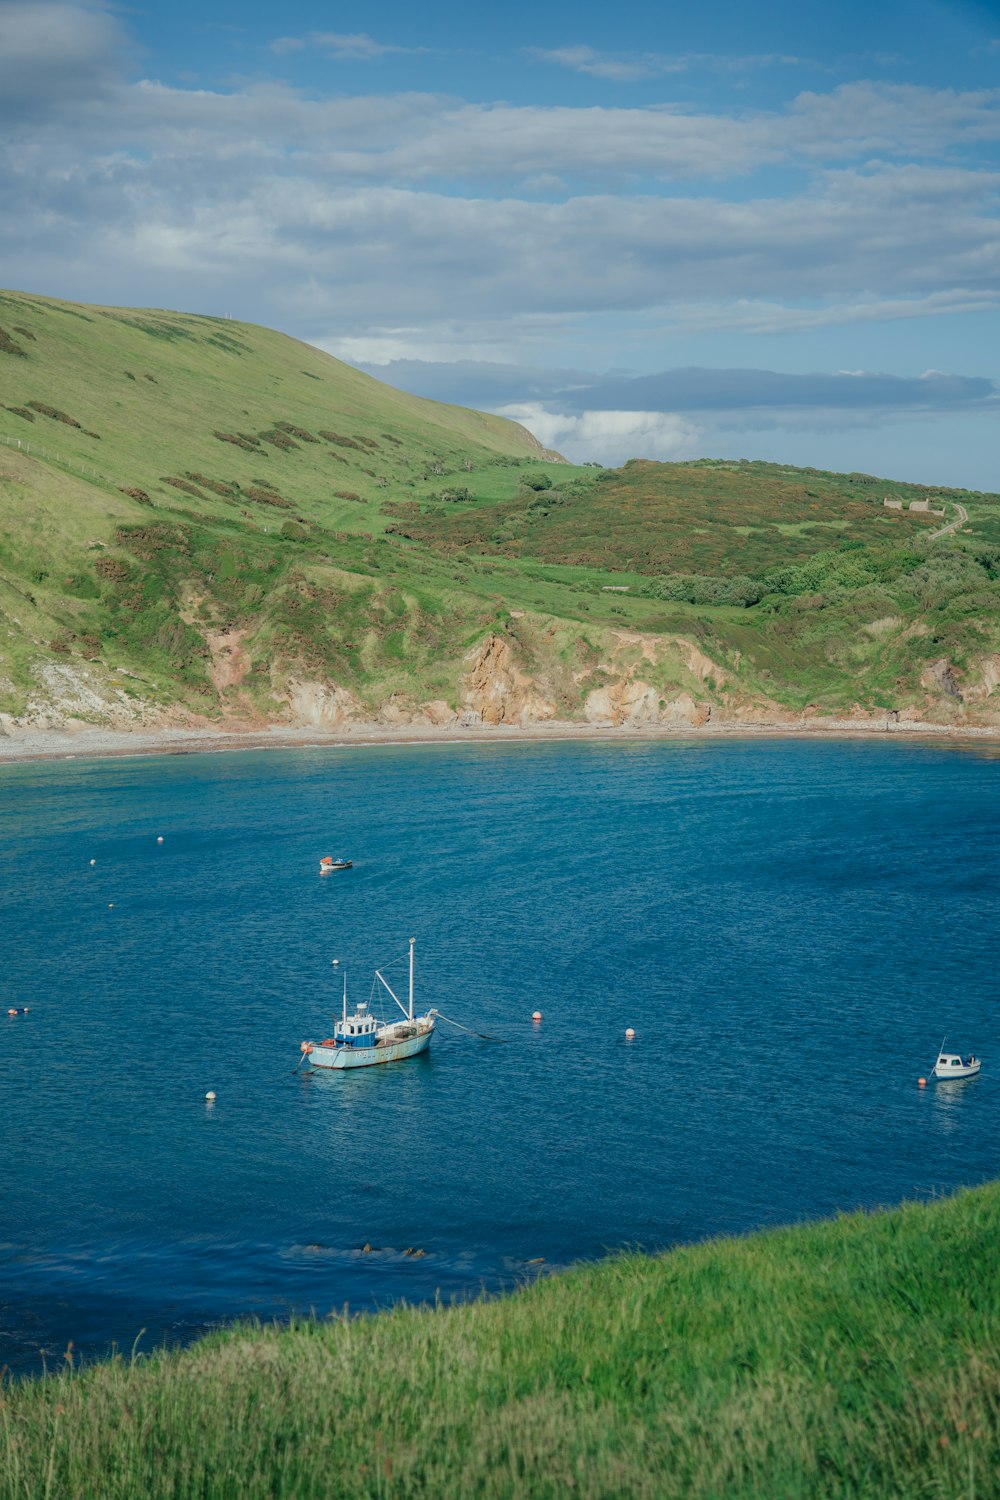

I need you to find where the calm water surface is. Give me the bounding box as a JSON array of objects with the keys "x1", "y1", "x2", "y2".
[{"x1": 1, "y1": 738, "x2": 997, "y2": 1375}]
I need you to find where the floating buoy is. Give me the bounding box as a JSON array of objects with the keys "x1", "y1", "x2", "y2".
[
  {"x1": 300, "y1": 1041, "x2": 313, "y2": 1054},
  {"x1": 625, "y1": 1028, "x2": 635, "y2": 1040},
  {"x1": 205, "y1": 1090, "x2": 216, "y2": 1101},
  {"x1": 89, "y1": 858, "x2": 96, "y2": 867},
  {"x1": 108, "y1": 903, "x2": 114, "y2": 909},
  {"x1": 156, "y1": 836, "x2": 164, "y2": 844},
  {"x1": 918, "y1": 1077, "x2": 927, "y2": 1087}
]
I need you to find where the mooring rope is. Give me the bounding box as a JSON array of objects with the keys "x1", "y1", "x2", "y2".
[{"x1": 434, "y1": 1010, "x2": 508, "y2": 1043}]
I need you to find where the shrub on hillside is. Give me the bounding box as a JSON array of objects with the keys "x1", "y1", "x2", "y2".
[
  {"x1": 244, "y1": 487, "x2": 293, "y2": 509},
  {"x1": 213, "y1": 431, "x2": 261, "y2": 452},
  {"x1": 259, "y1": 429, "x2": 299, "y2": 451},
  {"x1": 646, "y1": 574, "x2": 766, "y2": 608},
  {"x1": 186, "y1": 473, "x2": 238, "y2": 498},
  {"x1": 0, "y1": 327, "x2": 27, "y2": 357},
  {"x1": 27, "y1": 400, "x2": 81, "y2": 428},
  {"x1": 95, "y1": 556, "x2": 131, "y2": 583},
  {"x1": 162, "y1": 477, "x2": 205, "y2": 498}
]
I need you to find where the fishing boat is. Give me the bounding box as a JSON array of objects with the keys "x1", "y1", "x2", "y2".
[
  {"x1": 932, "y1": 1048, "x2": 981, "y2": 1080},
  {"x1": 319, "y1": 856, "x2": 352, "y2": 873},
  {"x1": 300, "y1": 938, "x2": 436, "y2": 1071}
]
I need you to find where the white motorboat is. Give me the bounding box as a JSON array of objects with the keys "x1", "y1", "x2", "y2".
[
  {"x1": 319, "y1": 856, "x2": 352, "y2": 873},
  {"x1": 300, "y1": 938, "x2": 436, "y2": 1071},
  {"x1": 932, "y1": 1049, "x2": 981, "y2": 1081}
]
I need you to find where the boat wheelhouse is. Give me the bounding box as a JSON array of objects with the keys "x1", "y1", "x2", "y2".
[{"x1": 932, "y1": 1050, "x2": 981, "y2": 1080}]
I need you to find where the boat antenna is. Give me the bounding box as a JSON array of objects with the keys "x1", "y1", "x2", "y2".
[
  {"x1": 409, "y1": 937, "x2": 415, "y2": 1023},
  {"x1": 333, "y1": 959, "x2": 346, "y2": 1024},
  {"x1": 927, "y1": 1034, "x2": 946, "y2": 1081}
]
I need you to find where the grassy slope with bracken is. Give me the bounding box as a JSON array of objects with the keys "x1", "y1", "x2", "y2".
[
  {"x1": 2, "y1": 287, "x2": 1000, "y2": 728},
  {"x1": 2, "y1": 1184, "x2": 998, "y2": 1498}
]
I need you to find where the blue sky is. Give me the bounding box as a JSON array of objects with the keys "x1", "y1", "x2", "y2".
[{"x1": 1, "y1": 0, "x2": 998, "y2": 484}]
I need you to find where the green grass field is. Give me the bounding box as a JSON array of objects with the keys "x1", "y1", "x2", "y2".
[
  {"x1": 2, "y1": 287, "x2": 1000, "y2": 726},
  {"x1": 2, "y1": 1184, "x2": 998, "y2": 1498}
]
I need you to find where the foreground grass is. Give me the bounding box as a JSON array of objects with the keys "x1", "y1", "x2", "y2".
[{"x1": 3, "y1": 1186, "x2": 999, "y2": 1498}]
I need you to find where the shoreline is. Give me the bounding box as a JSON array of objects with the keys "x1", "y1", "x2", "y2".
[{"x1": 1, "y1": 713, "x2": 999, "y2": 764}]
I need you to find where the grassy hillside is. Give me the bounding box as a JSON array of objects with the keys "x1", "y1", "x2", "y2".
[
  {"x1": 2, "y1": 287, "x2": 1000, "y2": 730},
  {"x1": 3, "y1": 1184, "x2": 998, "y2": 1498}
]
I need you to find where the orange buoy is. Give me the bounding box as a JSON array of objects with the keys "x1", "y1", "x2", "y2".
[
  {"x1": 531, "y1": 1011, "x2": 542, "y2": 1022},
  {"x1": 918, "y1": 1077, "x2": 927, "y2": 1087},
  {"x1": 300, "y1": 1042, "x2": 313, "y2": 1054}
]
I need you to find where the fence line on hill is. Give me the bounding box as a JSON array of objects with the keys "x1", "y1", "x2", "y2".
[{"x1": 0, "y1": 432, "x2": 122, "y2": 490}]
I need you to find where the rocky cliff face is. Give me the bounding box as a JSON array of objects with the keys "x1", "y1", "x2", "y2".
[
  {"x1": 461, "y1": 633, "x2": 556, "y2": 726},
  {"x1": 4, "y1": 626, "x2": 1000, "y2": 737}
]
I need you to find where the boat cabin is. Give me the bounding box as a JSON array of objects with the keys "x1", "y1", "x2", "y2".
[
  {"x1": 933, "y1": 1052, "x2": 981, "y2": 1079},
  {"x1": 334, "y1": 1001, "x2": 378, "y2": 1049}
]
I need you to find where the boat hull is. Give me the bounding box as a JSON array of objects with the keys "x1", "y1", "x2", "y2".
[
  {"x1": 307, "y1": 1025, "x2": 434, "y2": 1070},
  {"x1": 933, "y1": 1062, "x2": 981, "y2": 1080}
]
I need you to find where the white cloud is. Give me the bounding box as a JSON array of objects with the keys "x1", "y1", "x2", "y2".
[
  {"x1": 497, "y1": 404, "x2": 701, "y2": 465},
  {"x1": 270, "y1": 32, "x2": 411, "y2": 61},
  {"x1": 0, "y1": 0, "x2": 129, "y2": 117},
  {"x1": 529, "y1": 46, "x2": 805, "y2": 81},
  {"x1": 1, "y1": 5, "x2": 998, "y2": 413},
  {"x1": 528, "y1": 47, "x2": 673, "y2": 82},
  {"x1": 2, "y1": 162, "x2": 996, "y2": 341},
  {"x1": 643, "y1": 289, "x2": 1000, "y2": 336}
]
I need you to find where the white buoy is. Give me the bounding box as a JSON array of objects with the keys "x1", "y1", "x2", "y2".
[
  {"x1": 89, "y1": 859, "x2": 96, "y2": 867},
  {"x1": 625, "y1": 1027, "x2": 636, "y2": 1041},
  {"x1": 532, "y1": 1011, "x2": 542, "y2": 1022},
  {"x1": 205, "y1": 1091, "x2": 216, "y2": 1101},
  {"x1": 157, "y1": 836, "x2": 164, "y2": 844}
]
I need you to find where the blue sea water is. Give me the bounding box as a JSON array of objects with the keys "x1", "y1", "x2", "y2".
[{"x1": 1, "y1": 736, "x2": 997, "y2": 1377}]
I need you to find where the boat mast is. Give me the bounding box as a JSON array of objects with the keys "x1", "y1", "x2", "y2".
[
  {"x1": 333, "y1": 959, "x2": 346, "y2": 1023},
  {"x1": 409, "y1": 937, "x2": 415, "y2": 1022}
]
